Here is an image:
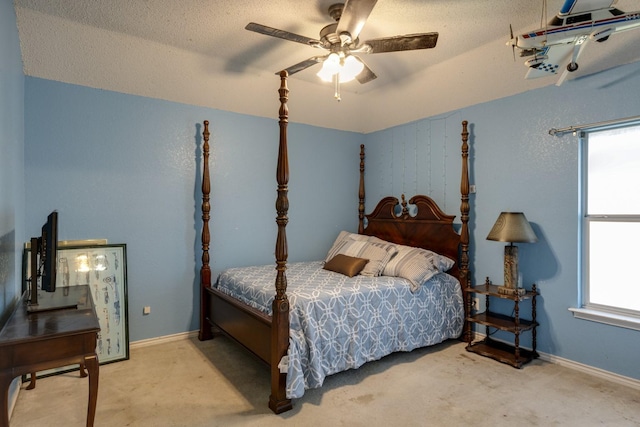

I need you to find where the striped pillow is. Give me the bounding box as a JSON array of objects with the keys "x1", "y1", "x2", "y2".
[
  {"x1": 324, "y1": 231, "x2": 370, "y2": 263},
  {"x1": 383, "y1": 245, "x2": 455, "y2": 291},
  {"x1": 326, "y1": 238, "x2": 398, "y2": 277},
  {"x1": 383, "y1": 244, "x2": 454, "y2": 276}
]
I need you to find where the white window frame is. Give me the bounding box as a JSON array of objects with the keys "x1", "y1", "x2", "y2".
[{"x1": 569, "y1": 121, "x2": 640, "y2": 331}]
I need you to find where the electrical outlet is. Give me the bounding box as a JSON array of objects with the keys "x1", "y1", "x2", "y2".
[{"x1": 471, "y1": 297, "x2": 480, "y2": 312}]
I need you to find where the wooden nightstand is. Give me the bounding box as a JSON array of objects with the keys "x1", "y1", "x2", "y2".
[{"x1": 465, "y1": 277, "x2": 539, "y2": 368}]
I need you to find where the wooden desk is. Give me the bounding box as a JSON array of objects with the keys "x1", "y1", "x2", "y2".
[{"x1": 0, "y1": 286, "x2": 100, "y2": 427}]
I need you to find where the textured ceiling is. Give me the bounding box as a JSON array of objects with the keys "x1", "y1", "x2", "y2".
[{"x1": 14, "y1": 0, "x2": 640, "y2": 133}]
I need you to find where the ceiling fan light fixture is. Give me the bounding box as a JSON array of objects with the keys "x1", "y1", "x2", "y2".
[
  {"x1": 317, "y1": 67, "x2": 335, "y2": 82},
  {"x1": 339, "y1": 54, "x2": 364, "y2": 83},
  {"x1": 317, "y1": 53, "x2": 341, "y2": 82}
]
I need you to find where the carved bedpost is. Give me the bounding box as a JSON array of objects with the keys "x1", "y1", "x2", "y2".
[
  {"x1": 199, "y1": 120, "x2": 212, "y2": 341},
  {"x1": 269, "y1": 71, "x2": 293, "y2": 414},
  {"x1": 459, "y1": 120, "x2": 472, "y2": 343},
  {"x1": 358, "y1": 144, "x2": 365, "y2": 234}
]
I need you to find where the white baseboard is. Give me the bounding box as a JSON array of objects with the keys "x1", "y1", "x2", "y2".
[
  {"x1": 468, "y1": 331, "x2": 640, "y2": 390},
  {"x1": 538, "y1": 351, "x2": 640, "y2": 390},
  {"x1": 130, "y1": 330, "x2": 198, "y2": 349},
  {"x1": 8, "y1": 377, "x2": 20, "y2": 420}
]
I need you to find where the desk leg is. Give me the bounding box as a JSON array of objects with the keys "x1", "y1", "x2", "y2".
[
  {"x1": 79, "y1": 363, "x2": 87, "y2": 378},
  {"x1": 0, "y1": 373, "x2": 10, "y2": 427},
  {"x1": 84, "y1": 354, "x2": 99, "y2": 427},
  {"x1": 26, "y1": 373, "x2": 36, "y2": 390}
]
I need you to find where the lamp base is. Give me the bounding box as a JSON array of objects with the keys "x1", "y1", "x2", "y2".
[
  {"x1": 504, "y1": 244, "x2": 518, "y2": 290},
  {"x1": 498, "y1": 286, "x2": 526, "y2": 296}
]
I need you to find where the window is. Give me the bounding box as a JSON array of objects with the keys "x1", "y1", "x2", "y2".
[{"x1": 573, "y1": 123, "x2": 640, "y2": 330}]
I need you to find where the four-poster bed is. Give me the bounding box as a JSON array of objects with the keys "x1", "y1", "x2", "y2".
[{"x1": 198, "y1": 71, "x2": 471, "y2": 414}]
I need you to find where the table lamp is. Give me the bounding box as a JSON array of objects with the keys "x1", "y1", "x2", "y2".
[{"x1": 486, "y1": 212, "x2": 537, "y2": 295}]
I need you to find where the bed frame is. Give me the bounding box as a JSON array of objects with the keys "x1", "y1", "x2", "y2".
[{"x1": 198, "y1": 71, "x2": 471, "y2": 414}]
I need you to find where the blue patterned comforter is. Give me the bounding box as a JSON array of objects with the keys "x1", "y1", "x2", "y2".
[{"x1": 215, "y1": 261, "x2": 464, "y2": 399}]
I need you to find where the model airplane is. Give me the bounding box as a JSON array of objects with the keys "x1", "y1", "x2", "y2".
[{"x1": 508, "y1": 0, "x2": 640, "y2": 85}]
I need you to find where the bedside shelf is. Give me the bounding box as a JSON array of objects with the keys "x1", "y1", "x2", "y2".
[
  {"x1": 467, "y1": 311, "x2": 536, "y2": 332},
  {"x1": 469, "y1": 283, "x2": 536, "y2": 301},
  {"x1": 464, "y1": 277, "x2": 539, "y2": 368},
  {"x1": 467, "y1": 338, "x2": 538, "y2": 368}
]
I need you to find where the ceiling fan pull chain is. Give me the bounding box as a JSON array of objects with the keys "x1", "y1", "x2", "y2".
[{"x1": 334, "y1": 73, "x2": 342, "y2": 102}]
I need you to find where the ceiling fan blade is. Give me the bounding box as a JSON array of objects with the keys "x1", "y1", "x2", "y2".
[
  {"x1": 355, "y1": 58, "x2": 377, "y2": 84},
  {"x1": 363, "y1": 33, "x2": 439, "y2": 53},
  {"x1": 336, "y1": 0, "x2": 378, "y2": 41},
  {"x1": 246, "y1": 22, "x2": 320, "y2": 46},
  {"x1": 275, "y1": 56, "x2": 327, "y2": 76}
]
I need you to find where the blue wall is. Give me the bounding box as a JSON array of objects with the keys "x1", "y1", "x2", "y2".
[
  {"x1": 4, "y1": 0, "x2": 638, "y2": 387},
  {"x1": 23, "y1": 65, "x2": 640, "y2": 381},
  {"x1": 364, "y1": 62, "x2": 640, "y2": 380},
  {"x1": 0, "y1": 0, "x2": 25, "y2": 321},
  {"x1": 0, "y1": 0, "x2": 26, "y2": 413},
  {"x1": 24, "y1": 78, "x2": 364, "y2": 341}
]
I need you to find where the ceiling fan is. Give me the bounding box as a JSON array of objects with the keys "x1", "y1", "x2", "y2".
[{"x1": 245, "y1": 0, "x2": 439, "y2": 99}]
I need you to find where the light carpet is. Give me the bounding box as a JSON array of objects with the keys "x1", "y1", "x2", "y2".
[{"x1": 9, "y1": 336, "x2": 640, "y2": 426}]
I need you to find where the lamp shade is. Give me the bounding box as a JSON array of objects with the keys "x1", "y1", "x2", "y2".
[{"x1": 486, "y1": 212, "x2": 538, "y2": 243}]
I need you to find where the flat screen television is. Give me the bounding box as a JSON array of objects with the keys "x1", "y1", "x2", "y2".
[
  {"x1": 27, "y1": 211, "x2": 76, "y2": 313},
  {"x1": 40, "y1": 211, "x2": 58, "y2": 292}
]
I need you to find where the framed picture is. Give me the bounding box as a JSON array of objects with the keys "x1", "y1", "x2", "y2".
[{"x1": 23, "y1": 243, "x2": 129, "y2": 378}]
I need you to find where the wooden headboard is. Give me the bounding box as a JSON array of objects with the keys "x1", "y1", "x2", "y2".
[
  {"x1": 361, "y1": 194, "x2": 463, "y2": 280},
  {"x1": 356, "y1": 121, "x2": 470, "y2": 286}
]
